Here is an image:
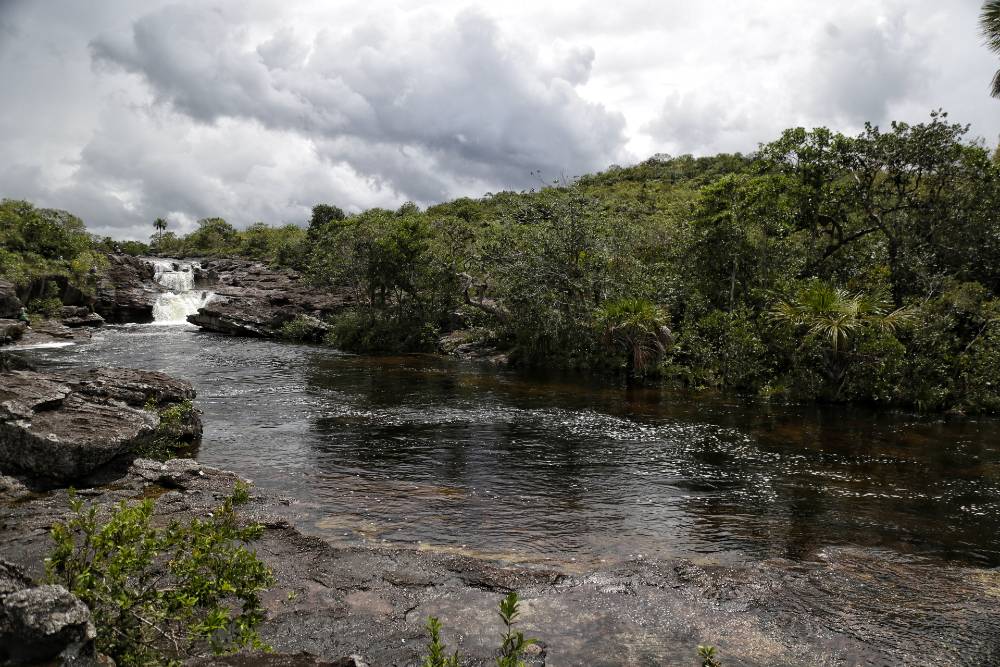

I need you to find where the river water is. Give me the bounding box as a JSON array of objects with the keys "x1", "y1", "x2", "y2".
[{"x1": 25, "y1": 323, "x2": 1000, "y2": 572}]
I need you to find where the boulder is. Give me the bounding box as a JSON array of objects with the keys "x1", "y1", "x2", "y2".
[
  {"x1": 0, "y1": 368, "x2": 201, "y2": 482},
  {"x1": 0, "y1": 561, "x2": 99, "y2": 666},
  {"x1": 59, "y1": 306, "x2": 105, "y2": 328},
  {"x1": 185, "y1": 654, "x2": 369, "y2": 667},
  {"x1": 0, "y1": 319, "x2": 27, "y2": 345},
  {"x1": 187, "y1": 260, "x2": 352, "y2": 338},
  {"x1": 94, "y1": 254, "x2": 158, "y2": 324},
  {"x1": 0, "y1": 280, "x2": 20, "y2": 319}
]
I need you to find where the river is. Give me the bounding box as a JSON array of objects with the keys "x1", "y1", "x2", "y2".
[{"x1": 24, "y1": 322, "x2": 1000, "y2": 573}]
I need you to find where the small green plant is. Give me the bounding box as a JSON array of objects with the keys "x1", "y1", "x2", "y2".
[
  {"x1": 697, "y1": 644, "x2": 722, "y2": 667},
  {"x1": 46, "y1": 482, "x2": 274, "y2": 666},
  {"x1": 495, "y1": 591, "x2": 536, "y2": 667},
  {"x1": 422, "y1": 592, "x2": 536, "y2": 667},
  {"x1": 422, "y1": 616, "x2": 460, "y2": 667},
  {"x1": 138, "y1": 398, "x2": 197, "y2": 460}
]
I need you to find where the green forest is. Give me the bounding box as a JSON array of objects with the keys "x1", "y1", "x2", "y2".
[{"x1": 4, "y1": 112, "x2": 1000, "y2": 413}]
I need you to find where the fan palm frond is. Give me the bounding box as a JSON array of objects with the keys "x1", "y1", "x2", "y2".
[{"x1": 981, "y1": 1, "x2": 1000, "y2": 98}]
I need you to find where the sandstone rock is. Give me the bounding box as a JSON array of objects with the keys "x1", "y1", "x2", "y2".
[
  {"x1": 59, "y1": 306, "x2": 105, "y2": 328},
  {"x1": 0, "y1": 368, "x2": 201, "y2": 482},
  {"x1": 185, "y1": 653, "x2": 369, "y2": 667},
  {"x1": 94, "y1": 254, "x2": 158, "y2": 324},
  {"x1": 0, "y1": 319, "x2": 27, "y2": 345},
  {"x1": 187, "y1": 260, "x2": 351, "y2": 338},
  {"x1": 0, "y1": 280, "x2": 21, "y2": 320},
  {"x1": 0, "y1": 581, "x2": 97, "y2": 665}
]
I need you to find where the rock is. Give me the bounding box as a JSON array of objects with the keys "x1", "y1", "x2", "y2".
[
  {"x1": 0, "y1": 368, "x2": 201, "y2": 482},
  {"x1": 59, "y1": 306, "x2": 105, "y2": 328},
  {"x1": 94, "y1": 254, "x2": 158, "y2": 324},
  {"x1": 186, "y1": 260, "x2": 351, "y2": 338},
  {"x1": 0, "y1": 352, "x2": 34, "y2": 372},
  {"x1": 438, "y1": 329, "x2": 508, "y2": 365},
  {"x1": 0, "y1": 280, "x2": 21, "y2": 319},
  {"x1": 185, "y1": 653, "x2": 369, "y2": 667},
  {"x1": 0, "y1": 319, "x2": 27, "y2": 345},
  {"x1": 0, "y1": 473, "x2": 31, "y2": 502},
  {"x1": 0, "y1": 582, "x2": 98, "y2": 665}
]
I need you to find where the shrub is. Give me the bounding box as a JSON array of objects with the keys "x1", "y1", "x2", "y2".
[
  {"x1": 138, "y1": 399, "x2": 197, "y2": 460},
  {"x1": 27, "y1": 281, "x2": 64, "y2": 318},
  {"x1": 46, "y1": 483, "x2": 273, "y2": 666},
  {"x1": 422, "y1": 592, "x2": 536, "y2": 667},
  {"x1": 279, "y1": 314, "x2": 326, "y2": 342}
]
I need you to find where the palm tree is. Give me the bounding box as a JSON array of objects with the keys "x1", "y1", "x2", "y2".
[
  {"x1": 771, "y1": 282, "x2": 912, "y2": 393},
  {"x1": 982, "y1": 1, "x2": 1000, "y2": 98},
  {"x1": 596, "y1": 298, "x2": 672, "y2": 380},
  {"x1": 153, "y1": 217, "x2": 167, "y2": 248}
]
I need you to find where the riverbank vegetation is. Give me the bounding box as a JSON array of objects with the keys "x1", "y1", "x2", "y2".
[
  {"x1": 4, "y1": 112, "x2": 999, "y2": 412},
  {"x1": 46, "y1": 483, "x2": 272, "y2": 666}
]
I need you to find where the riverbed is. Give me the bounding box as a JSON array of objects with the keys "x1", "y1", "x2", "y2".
[
  {"x1": 11, "y1": 323, "x2": 1000, "y2": 665},
  {"x1": 26, "y1": 323, "x2": 1000, "y2": 571}
]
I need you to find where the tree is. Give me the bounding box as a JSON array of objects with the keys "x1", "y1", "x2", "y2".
[
  {"x1": 983, "y1": 1, "x2": 1000, "y2": 98},
  {"x1": 309, "y1": 204, "x2": 346, "y2": 230},
  {"x1": 771, "y1": 282, "x2": 911, "y2": 396},
  {"x1": 596, "y1": 298, "x2": 672, "y2": 379},
  {"x1": 758, "y1": 113, "x2": 994, "y2": 303},
  {"x1": 153, "y1": 217, "x2": 167, "y2": 248},
  {"x1": 187, "y1": 217, "x2": 238, "y2": 255}
]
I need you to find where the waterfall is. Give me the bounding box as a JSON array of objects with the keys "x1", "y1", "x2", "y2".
[{"x1": 150, "y1": 259, "x2": 213, "y2": 324}]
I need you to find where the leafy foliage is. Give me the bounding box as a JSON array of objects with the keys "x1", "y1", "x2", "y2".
[
  {"x1": 698, "y1": 644, "x2": 722, "y2": 667},
  {"x1": 46, "y1": 483, "x2": 273, "y2": 666},
  {"x1": 982, "y1": 1, "x2": 1000, "y2": 98},
  {"x1": 9, "y1": 110, "x2": 1000, "y2": 412},
  {"x1": 421, "y1": 592, "x2": 537, "y2": 667},
  {"x1": 422, "y1": 616, "x2": 460, "y2": 667}
]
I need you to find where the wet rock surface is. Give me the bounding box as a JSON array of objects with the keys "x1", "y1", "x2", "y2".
[
  {"x1": 187, "y1": 259, "x2": 352, "y2": 337},
  {"x1": 2, "y1": 458, "x2": 997, "y2": 666},
  {"x1": 94, "y1": 254, "x2": 158, "y2": 324},
  {"x1": 59, "y1": 306, "x2": 105, "y2": 328},
  {"x1": 0, "y1": 368, "x2": 201, "y2": 482}
]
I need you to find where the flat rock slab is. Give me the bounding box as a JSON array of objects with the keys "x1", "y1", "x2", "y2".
[
  {"x1": 0, "y1": 368, "x2": 199, "y2": 482},
  {"x1": 4, "y1": 459, "x2": 997, "y2": 666}
]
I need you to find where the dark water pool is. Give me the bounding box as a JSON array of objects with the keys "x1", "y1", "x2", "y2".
[{"x1": 26, "y1": 325, "x2": 1000, "y2": 570}]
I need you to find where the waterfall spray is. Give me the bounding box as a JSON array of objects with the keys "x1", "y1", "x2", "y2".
[{"x1": 150, "y1": 259, "x2": 213, "y2": 324}]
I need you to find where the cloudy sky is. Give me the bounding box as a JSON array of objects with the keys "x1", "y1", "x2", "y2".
[{"x1": 1, "y1": 0, "x2": 997, "y2": 240}]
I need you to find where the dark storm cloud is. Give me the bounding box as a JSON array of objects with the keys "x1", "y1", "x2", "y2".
[
  {"x1": 0, "y1": 0, "x2": 997, "y2": 239},
  {"x1": 89, "y1": 4, "x2": 629, "y2": 204}
]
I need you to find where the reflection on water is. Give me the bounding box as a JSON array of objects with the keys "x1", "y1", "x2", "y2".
[{"x1": 27, "y1": 325, "x2": 1000, "y2": 568}]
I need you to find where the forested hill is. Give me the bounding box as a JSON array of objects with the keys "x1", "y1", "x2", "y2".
[{"x1": 3, "y1": 112, "x2": 1000, "y2": 412}]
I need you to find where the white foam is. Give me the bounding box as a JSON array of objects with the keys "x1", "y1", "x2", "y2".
[
  {"x1": 148, "y1": 258, "x2": 213, "y2": 324},
  {"x1": 12, "y1": 341, "x2": 75, "y2": 350}
]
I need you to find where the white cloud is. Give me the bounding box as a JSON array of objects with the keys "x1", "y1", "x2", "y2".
[{"x1": 0, "y1": 0, "x2": 997, "y2": 239}]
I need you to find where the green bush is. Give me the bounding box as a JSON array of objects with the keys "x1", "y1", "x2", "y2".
[
  {"x1": 422, "y1": 592, "x2": 536, "y2": 667},
  {"x1": 138, "y1": 399, "x2": 197, "y2": 460},
  {"x1": 279, "y1": 315, "x2": 326, "y2": 342},
  {"x1": 325, "y1": 308, "x2": 440, "y2": 353},
  {"x1": 46, "y1": 483, "x2": 273, "y2": 666},
  {"x1": 27, "y1": 281, "x2": 64, "y2": 318}
]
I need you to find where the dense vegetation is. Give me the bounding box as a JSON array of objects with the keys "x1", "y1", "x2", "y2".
[
  {"x1": 220, "y1": 112, "x2": 997, "y2": 413},
  {"x1": 47, "y1": 483, "x2": 272, "y2": 666},
  {"x1": 4, "y1": 112, "x2": 999, "y2": 413}
]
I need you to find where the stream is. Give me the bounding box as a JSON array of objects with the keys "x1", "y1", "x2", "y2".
[{"x1": 24, "y1": 323, "x2": 1000, "y2": 571}]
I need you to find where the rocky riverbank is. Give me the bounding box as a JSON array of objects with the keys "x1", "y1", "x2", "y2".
[
  {"x1": 2, "y1": 367, "x2": 1000, "y2": 665},
  {"x1": 4, "y1": 455, "x2": 1000, "y2": 666},
  {"x1": 0, "y1": 367, "x2": 201, "y2": 484},
  {"x1": 186, "y1": 259, "x2": 352, "y2": 338}
]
